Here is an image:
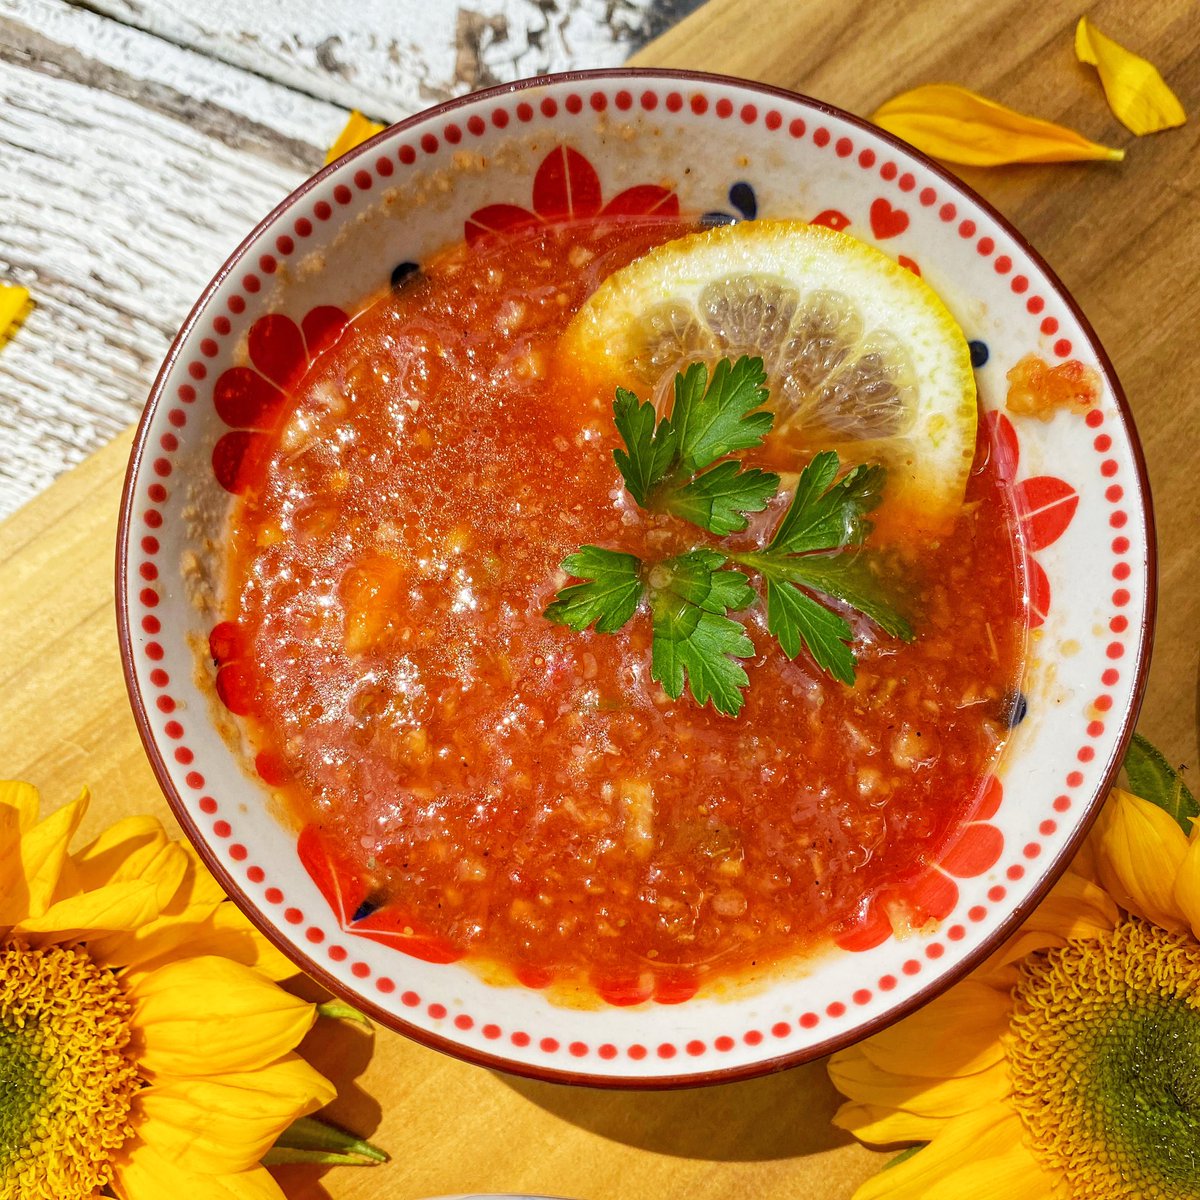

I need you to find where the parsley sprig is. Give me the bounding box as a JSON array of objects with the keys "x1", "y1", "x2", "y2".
[
  {"x1": 613, "y1": 358, "x2": 781, "y2": 535},
  {"x1": 545, "y1": 357, "x2": 914, "y2": 715}
]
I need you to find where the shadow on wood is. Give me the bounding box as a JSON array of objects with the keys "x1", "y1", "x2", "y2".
[{"x1": 498, "y1": 1056, "x2": 852, "y2": 1162}]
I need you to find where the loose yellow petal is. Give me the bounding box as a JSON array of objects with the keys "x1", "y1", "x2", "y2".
[
  {"x1": 833, "y1": 1100, "x2": 947, "y2": 1144},
  {"x1": 1092, "y1": 787, "x2": 1189, "y2": 929},
  {"x1": 0, "y1": 284, "x2": 30, "y2": 340},
  {"x1": 325, "y1": 110, "x2": 386, "y2": 164},
  {"x1": 111, "y1": 1140, "x2": 286, "y2": 1200},
  {"x1": 18, "y1": 788, "x2": 89, "y2": 918},
  {"x1": 1076, "y1": 17, "x2": 1186, "y2": 136},
  {"x1": 128, "y1": 956, "x2": 316, "y2": 1079},
  {"x1": 12, "y1": 878, "x2": 163, "y2": 942},
  {"x1": 857, "y1": 981, "x2": 1011, "y2": 1078},
  {"x1": 873, "y1": 84, "x2": 1125, "y2": 165},
  {"x1": 133, "y1": 1053, "x2": 335, "y2": 1175},
  {"x1": 1173, "y1": 834, "x2": 1200, "y2": 940},
  {"x1": 850, "y1": 1103, "x2": 1052, "y2": 1200},
  {"x1": 829, "y1": 1047, "x2": 1011, "y2": 1116}
]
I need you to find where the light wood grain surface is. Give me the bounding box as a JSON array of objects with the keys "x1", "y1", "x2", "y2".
[{"x1": 1, "y1": 1, "x2": 1197, "y2": 1198}]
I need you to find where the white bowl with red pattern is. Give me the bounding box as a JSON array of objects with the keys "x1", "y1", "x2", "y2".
[{"x1": 117, "y1": 69, "x2": 1154, "y2": 1086}]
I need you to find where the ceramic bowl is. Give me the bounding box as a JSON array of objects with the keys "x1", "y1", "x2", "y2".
[{"x1": 117, "y1": 69, "x2": 1154, "y2": 1087}]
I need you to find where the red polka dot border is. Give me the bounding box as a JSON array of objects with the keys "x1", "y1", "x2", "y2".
[{"x1": 126, "y1": 76, "x2": 1147, "y2": 1073}]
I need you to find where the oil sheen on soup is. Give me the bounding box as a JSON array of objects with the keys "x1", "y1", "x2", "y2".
[{"x1": 219, "y1": 216, "x2": 1025, "y2": 1004}]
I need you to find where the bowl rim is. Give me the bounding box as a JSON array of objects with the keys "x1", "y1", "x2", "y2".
[{"x1": 116, "y1": 66, "x2": 1157, "y2": 1089}]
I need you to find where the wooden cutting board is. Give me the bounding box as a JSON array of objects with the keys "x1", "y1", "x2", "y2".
[{"x1": 2, "y1": 2, "x2": 1196, "y2": 1197}]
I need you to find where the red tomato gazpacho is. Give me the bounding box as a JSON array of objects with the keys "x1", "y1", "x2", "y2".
[{"x1": 216, "y1": 215, "x2": 1025, "y2": 1004}]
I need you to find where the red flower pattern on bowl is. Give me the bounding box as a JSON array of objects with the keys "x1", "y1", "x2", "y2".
[
  {"x1": 465, "y1": 145, "x2": 678, "y2": 245},
  {"x1": 212, "y1": 307, "x2": 348, "y2": 494}
]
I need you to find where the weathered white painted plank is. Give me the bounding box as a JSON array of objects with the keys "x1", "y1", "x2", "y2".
[
  {"x1": 3, "y1": 0, "x2": 348, "y2": 166},
  {"x1": 0, "y1": 0, "x2": 699, "y2": 518},
  {"x1": 0, "y1": 56, "x2": 307, "y2": 514},
  {"x1": 74, "y1": 0, "x2": 696, "y2": 118}
]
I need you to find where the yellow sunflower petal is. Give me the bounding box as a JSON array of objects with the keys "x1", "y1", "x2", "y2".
[
  {"x1": 1019, "y1": 867, "x2": 1120, "y2": 940},
  {"x1": 976, "y1": 929, "x2": 1067, "y2": 993},
  {"x1": 0, "y1": 285, "x2": 30, "y2": 340},
  {"x1": 0, "y1": 804, "x2": 28, "y2": 928},
  {"x1": 850, "y1": 1103, "x2": 1053, "y2": 1200},
  {"x1": 1092, "y1": 787, "x2": 1189, "y2": 929},
  {"x1": 12, "y1": 879, "x2": 163, "y2": 942},
  {"x1": 833, "y1": 1100, "x2": 946, "y2": 1145},
  {"x1": 74, "y1": 817, "x2": 187, "y2": 908},
  {"x1": 829, "y1": 1046, "x2": 1011, "y2": 1116},
  {"x1": 325, "y1": 110, "x2": 386, "y2": 164},
  {"x1": 858, "y1": 981, "x2": 1011, "y2": 1078},
  {"x1": 133, "y1": 1053, "x2": 335, "y2": 1175},
  {"x1": 872, "y1": 83, "x2": 1125, "y2": 165},
  {"x1": 1075, "y1": 17, "x2": 1186, "y2": 136},
  {"x1": 0, "y1": 779, "x2": 41, "y2": 832},
  {"x1": 111, "y1": 1140, "x2": 286, "y2": 1200},
  {"x1": 1173, "y1": 834, "x2": 1200, "y2": 940},
  {"x1": 88, "y1": 845, "x2": 228, "y2": 971},
  {"x1": 128, "y1": 956, "x2": 316, "y2": 1079},
  {"x1": 19, "y1": 788, "x2": 89, "y2": 918}
]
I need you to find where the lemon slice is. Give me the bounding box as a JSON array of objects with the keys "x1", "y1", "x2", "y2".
[{"x1": 562, "y1": 219, "x2": 977, "y2": 528}]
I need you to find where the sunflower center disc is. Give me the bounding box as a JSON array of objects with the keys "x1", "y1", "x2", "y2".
[
  {"x1": 0, "y1": 943, "x2": 139, "y2": 1200},
  {"x1": 1006, "y1": 919, "x2": 1200, "y2": 1199}
]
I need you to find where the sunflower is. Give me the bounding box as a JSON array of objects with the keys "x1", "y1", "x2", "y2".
[
  {"x1": 829, "y1": 743, "x2": 1200, "y2": 1200},
  {"x1": 0, "y1": 780, "x2": 338, "y2": 1200}
]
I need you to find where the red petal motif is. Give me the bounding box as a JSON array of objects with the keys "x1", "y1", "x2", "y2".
[
  {"x1": 810, "y1": 209, "x2": 851, "y2": 231},
  {"x1": 594, "y1": 972, "x2": 655, "y2": 1007},
  {"x1": 532, "y1": 146, "x2": 603, "y2": 221},
  {"x1": 351, "y1": 908, "x2": 463, "y2": 964},
  {"x1": 939, "y1": 824, "x2": 1005, "y2": 878},
  {"x1": 906, "y1": 869, "x2": 959, "y2": 921},
  {"x1": 1026, "y1": 555, "x2": 1050, "y2": 628},
  {"x1": 296, "y1": 825, "x2": 367, "y2": 928},
  {"x1": 212, "y1": 430, "x2": 266, "y2": 493},
  {"x1": 834, "y1": 896, "x2": 893, "y2": 952},
  {"x1": 897, "y1": 255, "x2": 922, "y2": 276},
  {"x1": 1017, "y1": 476, "x2": 1079, "y2": 551},
  {"x1": 601, "y1": 184, "x2": 680, "y2": 218},
  {"x1": 967, "y1": 773, "x2": 1004, "y2": 821},
  {"x1": 248, "y1": 314, "x2": 308, "y2": 389},
  {"x1": 984, "y1": 411, "x2": 1020, "y2": 480},
  {"x1": 301, "y1": 305, "x2": 350, "y2": 358},
  {"x1": 214, "y1": 366, "x2": 283, "y2": 431},
  {"x1": 464, "y1": 204, "x2": 539, "y2": 246}
]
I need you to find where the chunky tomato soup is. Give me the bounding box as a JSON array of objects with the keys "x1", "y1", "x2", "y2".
[{"x1": 219, "y1": 216, "x2": 1025, "y2": 1002}]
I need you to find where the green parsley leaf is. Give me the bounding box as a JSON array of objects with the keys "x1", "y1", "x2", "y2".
[
  {"x1": 1123, "y1": 733, "x2": 1198, "y2": 835},
  {"x1": 663, "y1": 459, "x2": 781, "y2": 536},
  {"x1": 765, "y1": 553, "x2": 915, "y2": 642},
  {"x1": 611, "y1": 356, "x2": 778, "y2": 534},
  {"x1": 544, "y1": 546, "x2": 644, "y2": 633},
  {"x1": 648, "y1": 550, "x2": 756, "y2": 715},
  {"x1": 733, "y1": 451, "x2": 909, "y2": 683},
  {"x1": 670, "y1": 357, "x2": 774, "y2": 472},
  {"x1": 768, "y1": 451, "x2": 886, "y2": 554},
  {"x1": 760, "y1": 573, "x2": 855, "y2": 683},
  {"x1": 612, "y1": 387, "x2": 677, "y2": 507}
]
